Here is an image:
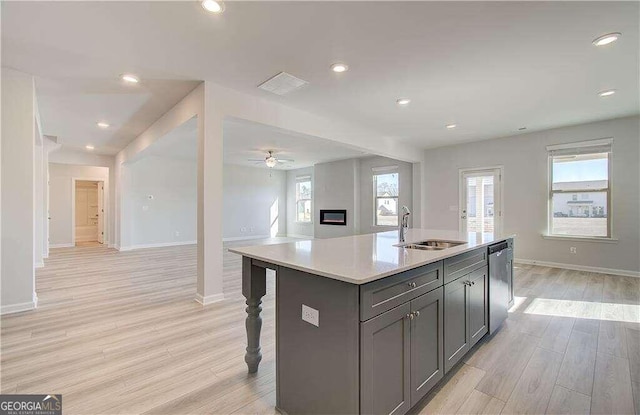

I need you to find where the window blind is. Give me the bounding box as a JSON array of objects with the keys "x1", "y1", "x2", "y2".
[{"x1": 547, "y1": 138, "x2": 612, "y2": 157}]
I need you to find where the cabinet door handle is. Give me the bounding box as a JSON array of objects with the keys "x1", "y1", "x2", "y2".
[
  {"x1": 408, "y1": 282, "x2": 417, "y2": 288},
  {"x1": 406, "y1": 313, "x2": 415, "y2": 320},
  {"x1": 414, "y1": 311, "x2": 420, "y2": 318}
]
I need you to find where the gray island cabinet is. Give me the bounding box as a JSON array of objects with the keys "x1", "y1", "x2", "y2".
[{"x1": 229, "y1": 230, "x2": 513, "y2": 415}]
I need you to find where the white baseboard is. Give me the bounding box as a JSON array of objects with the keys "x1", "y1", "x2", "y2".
[
  {"x1": 34, "y1": 261, "x2": 44, "y2": 269},
  {"x1": 223, "y1": 234, "x2": 270, "y2": 242},
  {"x1": 515, "y1": 258, "x2": 640, "y2": 278},
  {"x1": 286, "y1": 233, "x2": 313, "y2": 239},
  {"x1": 195, "y1": 293, "x2": 225, "y2": 305},
  {"x1": 1, "y1": 299, "x2": 37, "y2": 315},
  {"x1": 119, "y1": 240, "x2": 197, "y2": 251},
  {"x1": 49, "y1": 243, "x2": 75, "y2": 248}
]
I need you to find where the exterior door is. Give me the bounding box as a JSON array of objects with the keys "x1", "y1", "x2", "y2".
[
  {"x1": 460, "y1": 168, "x2": 502, "y2": 235},
  {"x1": 410, "y1": 287, "x2": 444, "y2": 405},
  {"x1": 97, "y1": 182, "x2": 104, "y2": 244},
  {"x1": 361, "y1": 303, "x2": 411, "y2": 415}
]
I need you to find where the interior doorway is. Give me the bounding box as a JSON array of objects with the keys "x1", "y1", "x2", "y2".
[
  {"x1": 459, "y1": 167, "x2": 503, "y2": 235},
  {"x1": 73, "y1": 179, "x2": 105, "y2": 245}
]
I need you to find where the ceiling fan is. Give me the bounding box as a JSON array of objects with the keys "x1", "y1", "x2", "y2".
[{"x1": 248, "y1": 151, "x2": 294, "y2": 168}]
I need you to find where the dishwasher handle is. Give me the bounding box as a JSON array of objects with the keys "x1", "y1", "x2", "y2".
[{"x1": 488, "y1": 241, "x2": 509, "y2": 255}]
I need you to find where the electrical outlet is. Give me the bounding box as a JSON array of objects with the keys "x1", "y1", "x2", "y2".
[
  {"x1": 175, "y1": 231, "x2": 180, "y2": 237},
  {"x1": 240, "y1": 227, "x2": 247, "y2": 233},
  {"x1": 301, "y1": 304, "x2": 319, "y2": 327},
  {"x1": 570, "y1": 247, "x2": 577, "y2": 254}
]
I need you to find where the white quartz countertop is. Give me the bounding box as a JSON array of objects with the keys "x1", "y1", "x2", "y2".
[{"x1": 228, "y1": 229, "x2": 512, "y2": 285}]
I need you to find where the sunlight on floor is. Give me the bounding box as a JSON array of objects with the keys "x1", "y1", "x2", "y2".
[{"x1": 511, "y1": 295, "x2": 640, "y2": 324}]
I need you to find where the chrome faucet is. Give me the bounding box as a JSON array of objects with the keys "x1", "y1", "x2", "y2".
[{"x1": 399, "y1": 206, "x2": 411, "y2": 243}]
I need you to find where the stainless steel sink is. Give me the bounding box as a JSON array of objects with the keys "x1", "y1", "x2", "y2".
[{"x1": 400, "y1": 239, "x2": 466, "y2": 251}]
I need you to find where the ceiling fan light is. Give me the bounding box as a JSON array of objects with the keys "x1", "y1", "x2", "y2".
[{"x1": 265, "y1": 156, "x2": 278, "y2": 168}]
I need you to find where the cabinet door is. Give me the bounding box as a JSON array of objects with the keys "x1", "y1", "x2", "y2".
[
  {"x1": 507, "y1": 248, "x2": 514, "y2": 307},
  {"x1": 361, "y1": 303, "x2": 411, "y2": 415},
  {"x1": 444, "y1": 278, "x2": 469, "y2": 374},
  {"x1": 468, "y1": 266, "x2": 489, "y2": 348},
  {"x1": 410, "y1": 287, "x2": 444, "y2": 405}
]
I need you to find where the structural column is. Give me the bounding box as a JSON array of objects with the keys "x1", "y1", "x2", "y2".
[{"x1": 196, "y1": 82, "x2": 225, "y2": 305}]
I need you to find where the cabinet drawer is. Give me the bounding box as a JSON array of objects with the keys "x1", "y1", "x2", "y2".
[
  {"x1": 360, "y1": 261, "x2": 443, "y2": 321},
  {"x1": 443, "y1": 247, "x2": 487, "y2": 284}
]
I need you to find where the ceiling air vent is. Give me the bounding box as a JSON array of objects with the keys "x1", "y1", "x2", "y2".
[{"x1": 258, "y1": 72, "x2": 308, "y2": 96}]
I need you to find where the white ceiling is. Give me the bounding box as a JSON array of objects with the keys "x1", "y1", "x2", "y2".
[
  {"x1": 34, "y1": 77, "x2": 199, "y2": 154},
  {"x1": 137, "y1": 116, "x2": 367, "y2": 170},
  {"x1": 223, "y1": 118, "x2": 368, "y2": 170},
  {"x1": 2, "y1": 1, "x2": 638, "y2": 151}
]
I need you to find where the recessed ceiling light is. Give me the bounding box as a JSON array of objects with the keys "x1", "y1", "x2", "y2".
[
  {"x1": 330, "y1": 63, "x2": 349, "y2": 73},
  {"x1": 121, "y1": 74, "x2": 139, "y2": 84},
  {"x1": 446, "y1": 124, "x2": 457, "y2": 129},
  {"x1": 396, "y1": 98, "x2": 411, "y2": 106},
  {"x1": 97, "y1": 122, "x2": 110, "y2": 129},
  {"x1": 201, "y1": 0, "x2": 224, "y2": 13},
  {"x1": 86, "y1": 145, "x2": 95, "y2": 150},
  {"x1": 592, "y1": 32, "x2": 622, "y2": 46},
  {"x1": 598, "y1": 89, "x2": 616, "y2": 97}
]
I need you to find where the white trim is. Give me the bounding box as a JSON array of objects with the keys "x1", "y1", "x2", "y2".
[
  {"x1": 49, "y1": 243, "x2": 75, "y2": 248},
  {"x1": 108, "y1": 243, "x2": 118, "y2": 249},
  {"x1": 35, "y1": 261, "x2": 44, "y2": 268},
  {"x1": 546, "y1": 137, "x2": 613, "y2": 152},
  {"x1": 541, "y1": 234, "x2": 619, "y2": 243},
  {"x1": 371, "y1": 165, "x2": 399, "y2": 173},
  {"x1": 1, "y1": 300, "x2": 37, "y2": 315},
  {"x1": 222, "y1": 234, "x2": 271, "y2": 242},
  {"x1": 195, "y1": 293, "x2": 225, "y2": 305},
  {"x1": 286, "y1": 233, "x2": 313, "y2": 239},
  {"x1": 118, "y1": 240, "x2": 197, "y2": 251},
  {"x1": 515, "y1": 258, "x2": 639, "y2": 278}
]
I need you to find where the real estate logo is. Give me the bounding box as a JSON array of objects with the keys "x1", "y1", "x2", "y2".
[{"x1": 0, "y1": 394, "x2": 62, "y2": 415}]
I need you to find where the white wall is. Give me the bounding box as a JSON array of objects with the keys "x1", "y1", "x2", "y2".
[
  {"x1": 1, "y1": 67, "x2": 36, "y2": 314},
  {"x1": 127, "y1": 156, "x2": 197, "y2": 248},
  {"x1": 49, "y1": 147, "x2": 115, "y2": 247},
  {"x1": 309, "y1": 156, "x2": 414, "y2": 239},
  {"x1": 223, "y1": 164, "x2": 286, "y2": 240},
  {"x1": 286, "y1": 166, "x2": 314, "y2": 238},
  {"x1": 359, "y1": 156, "x2": 413, "y2": 235},
  {"x1": 314, "y1": 159, "x2": 360, "y2": 239},
  {"x1": 48, "y1": 163, "x2": 110, "y2": 247},
  {"x1": 422, "y1": 115, "x2": 640, "y2": 275}
]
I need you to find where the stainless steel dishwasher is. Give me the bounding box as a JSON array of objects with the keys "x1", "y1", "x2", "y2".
[{"x1": 488, "y1": 241, "x2": 510, "y2": 334}]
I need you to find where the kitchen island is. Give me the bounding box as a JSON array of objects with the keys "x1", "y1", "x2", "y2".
[{"x1": 229, "y1": 229, "x2": 513, "y2": 415}]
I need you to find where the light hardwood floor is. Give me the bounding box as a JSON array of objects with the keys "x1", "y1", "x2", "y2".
[{"x1": 1, "y1": 242, "x2": 639, "y2": 414}]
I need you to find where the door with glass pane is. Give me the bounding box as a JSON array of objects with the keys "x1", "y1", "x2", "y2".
[{"x1": 460, "y1": 168, "x2": 502, "y2": 235}]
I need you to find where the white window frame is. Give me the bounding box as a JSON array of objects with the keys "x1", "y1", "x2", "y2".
[
  {"x1": 372, "y1": 166, "x2": 399, "y2": 227},
  {"x1": 546, "y1": 138, "x2": 613, "y2": 241},
  {"x1": 295, "y1": 175, "x2": 312, "y2": 223}
]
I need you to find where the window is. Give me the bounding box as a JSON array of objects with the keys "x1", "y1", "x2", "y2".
[
  {"x1": 295, "y1": 175, "x2": 312, "y2": 223},
  {"x1": 547, "y1": 139, "x2": 611, "y2": 238},
  {"x1": 373, "y1": 169, "x2": 399, "y2": 226}
]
